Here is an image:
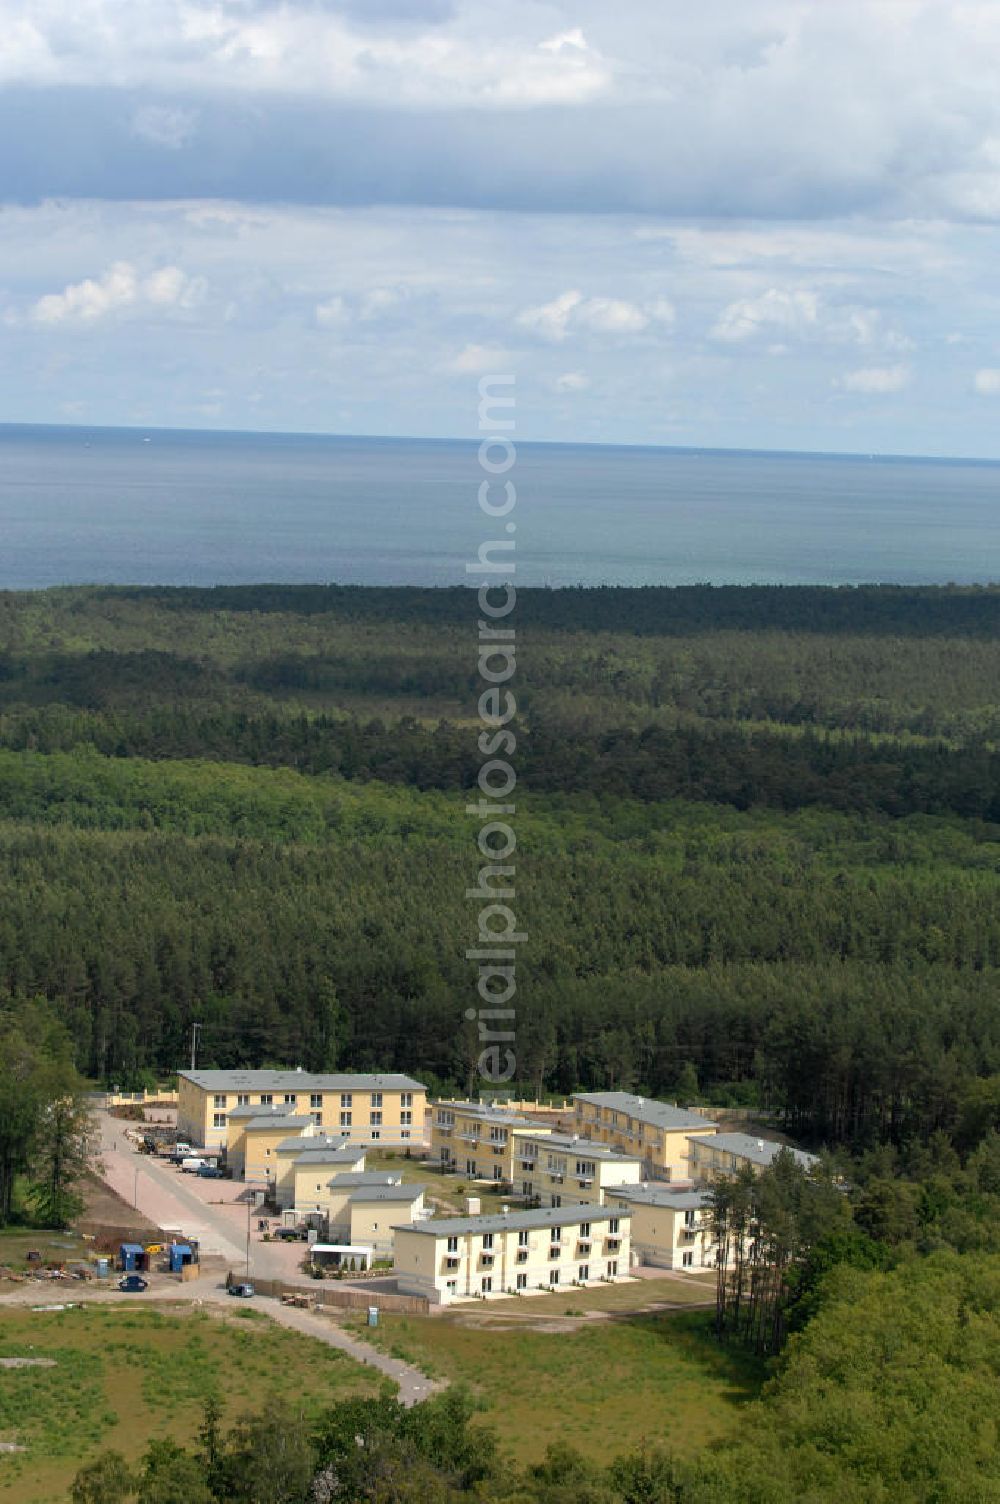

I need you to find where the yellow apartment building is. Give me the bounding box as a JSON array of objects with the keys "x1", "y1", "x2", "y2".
[
  {"x1": 572, "y1": 1093, "x2": 718, "y2": 1180},
  {"x1": 430, "y1": 1100, "x2": 551, "y2": 1182},
  {"x1": 686, "y1": 1131, "x2": 819, "y2": 1183},
  {"x1": 607, "y1": 1185, "x2": 717, "y2": 1271},
  {"x1": 242, "y1": 1115, "x2": 314, "y2": 1188},
  {"x1": 511, "y1": 1131, "x2": 642, "y2": 1206},
  {"x1": 225, "y1": 1103, "x2": 297, "y2": 1177},
  {"x1": 394, "y1": 1204, "x2": 631, "y2": 1305},
  {"x1": 177, "y1": 1069, "x2": 426, "y2": 1150},
  {"x1": 322, "y1": 1171, "x2": 404, "y2": 1235},
  {"x1": 348, "y1": 1184, "x2": 427, "y2": 1255},
  {"x1": 275, "y1": 1136, "x2": 368, "y2": 1209}
]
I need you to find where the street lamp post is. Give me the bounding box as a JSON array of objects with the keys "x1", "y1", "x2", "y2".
[{"x1": 246, "y1": 1194, "x2": 252, "y2": 1281}]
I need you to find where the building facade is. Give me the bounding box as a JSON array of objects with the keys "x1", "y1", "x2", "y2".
[
  {"x1": 430, "y1": 1100, "x2": 552, "y2": 1182},
  {"x1": 608, "y1": 1185, "x2": 717, "y2": 1270},
  {"x1": 512, "y1": 1132, "x2": 642, "y2": 1206},
  {"x1": 686, "y1": 1131, "x2": 819, "y2": 1183},
  {"x1": 394, "y1": 1204, "x2": 631, "y2": 1305},
  {"x1": 572, "y1": 1093, "x2": 718, "y2": 1180},
  {"x1": 177, "y1": 1069, "x2": 426, "y2": 1150}
]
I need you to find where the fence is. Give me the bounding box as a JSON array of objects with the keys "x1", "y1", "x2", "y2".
[{"x1": 248, "y1": 1275, "x2": 429, "y2": 1315}]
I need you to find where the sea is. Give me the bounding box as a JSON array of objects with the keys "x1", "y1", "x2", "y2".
[{"x1": 1, "y1": 423, "x2": 999, "y2": 590}]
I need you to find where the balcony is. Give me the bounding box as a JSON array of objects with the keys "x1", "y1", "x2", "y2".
[
  {"x1": 575, "y1": 1177, "x2": 593, "y2": 1188},
  {"x1": 516, "y1": 1249, "x2": 528, "y2": 1262},
  {"x1": 576, "y1": 1237, "x2": 591, "y2": 1250},
  {"x1": 605, "y1": 1238, "x2": 621, "y2": 1252},
  {"x1": 456, "y1": 1132, "x2": 481, "y2": 1144}
]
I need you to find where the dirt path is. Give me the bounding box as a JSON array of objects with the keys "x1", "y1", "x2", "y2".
[{"x1": 0, "y1": 1281, "x2": 440, "y2": 1408}]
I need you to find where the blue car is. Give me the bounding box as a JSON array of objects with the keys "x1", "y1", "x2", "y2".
[{"x1": 118, "y1": 1274, "x2": 148, "y2": 1292}]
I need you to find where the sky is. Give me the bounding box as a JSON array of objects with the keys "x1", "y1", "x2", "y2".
[{"x1": 5, "y1": 0, "x2": 1000, "y2": 455}]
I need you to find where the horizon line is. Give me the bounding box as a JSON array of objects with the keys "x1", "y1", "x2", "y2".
[{"x1": 2, "y1": 418, "x2": 1000, "y2": 469}]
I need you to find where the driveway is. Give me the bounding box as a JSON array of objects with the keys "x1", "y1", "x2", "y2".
[{"x1": 96, "y1": 1112, "x2": 304, "y2": 1279}]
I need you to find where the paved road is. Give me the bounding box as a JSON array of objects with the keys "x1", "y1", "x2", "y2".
[
  {"x1": 0, "y1": 1280, "x2": 440, "y2": 1408},
  {"x1": 96, "y1": 1112, "x2": 302, "y2": 1279}
]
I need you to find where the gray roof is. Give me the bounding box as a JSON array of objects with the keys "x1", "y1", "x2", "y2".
[
  {"x1": 276, "y1": 1134, "x2": 350, "y2": 1155},
  {"x1": 574, "y1": 1092, "x2": 717, "y2": 1133},
  {"x1": 227, "y1": 1103, "x2": 296, "y2": 1121},
  {"x1": 688, "y1": 1132, "x2": 819, "y2": 1170},
  {"x1": 516, "y1": 1131, "x2": 641, "y2": 1163},
  {"x1": 327, "y1": 1171, "x2": 402, "y2": 1190},
  {"x1": 295, "y1": 1148, "x2": 364, "y2": 1166},
  {"x1": 244, "y1": 1114, "x2": 311, "y2": 1134},
  {"x1": 181, "y1": 1069, "x2": 425, "y2": 1092},
  {"x1": 402, "y1": 1204, "x2": 628, "y2": 1238},
  {"x1": 610, "y1": 1185, "x2": 711, "y2": 1211},
  {"x1": 349, "y1": 1183, "x2": 425, "y2": 1204},
  {"x1": 434, "y1": 1099, "x2": 549, "y2": 1129}
]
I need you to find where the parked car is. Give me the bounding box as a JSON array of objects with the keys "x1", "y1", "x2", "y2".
[
  {"x1": 228, "y1": 1281, "x2": 255, "y2": 1298},
  {"x1": 197, "y1": 1165, "x2": 223, "y2": 1179},
  {"x1": 181, "y1": 1157, "x2": 210, "y2": 1173},
  {"x1": 118, "y1": 1274, "x2": 149, "y2": 1292},
  {"x1": 272, "y1": 1227, "x2": 306, "y2": 1241}
]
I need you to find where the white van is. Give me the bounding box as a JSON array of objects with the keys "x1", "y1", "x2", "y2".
[{"x1": 180, "y1": 1156, "x2": 209, "y2": 1173}]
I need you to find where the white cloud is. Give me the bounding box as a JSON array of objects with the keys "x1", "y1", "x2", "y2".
[
  {"x1": 30, "y1": 262, "x2": 204, "y2": 325},
  {"x1": 446, "y1": 343, "x2": 512, "y2": 373},
  {"x1": 711, "y1": 288, "x2": 820, "y2": 342},
  {"x1": 838, "y1": 364, "x2": 912, "y2": 394},
  {"x1": 315, "y1": 296, "x2": 349, "y2": 327},
  {"x1": 539, "y1": 28, "x2": 589, "y2": 55},
  {"x1": 130, "y1": 104, "x2": 198, "y2": 150},
  {"x1": 518, "y1": 290, "x2": 674, "y2": 342},
  {"x1": 518, "y1": 289, "x2": 583, "y2": 341},
  {"x1": 974, "y1": 368, "x2": 1000, "y2": 394},
  {"x1": 554, "y1": 371, "x2": 590, "y2": 391}
]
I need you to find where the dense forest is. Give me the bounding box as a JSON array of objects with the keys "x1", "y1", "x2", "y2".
[{"x1": 1, "y1": 583, "x2": 999, "y2": 1162}]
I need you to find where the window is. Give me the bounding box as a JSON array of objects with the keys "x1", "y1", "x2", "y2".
[
  {"x1": 550, "y1": 1226, "x2": 561, "y2": 1243},
  {"x1": 401, "y1": 1110, "x2": 412, "y2": 1125},
  {"x1": 311, "y1": 1112, "x2": 322, "y2": 1125},
  {"x1": 341, "y1": 1093, "x2": 353, "y2": 1108},
  {"x1": 684, "y1": 1209, "x2": 697, "y2": 1228},
  {"x1": 260, "y1": 1094, "x2": 273, "y2": 1105},
  {"x1": 518, "y1": 1229, "x2": 529, "y2": 1247},
  {"x1": 284, "y1": 1094, "x2": 297, "y2": 1105},
  {"x1": 550, "y1": 1194, "x2": 561, "y2": 1208},
  {"x1": 493, "y1": 1166, "x2": 503, "y2": 1181},
  {"x1": 213, "y1": 1094, "x2": 226, "y2": 1109},
  {"x1": 370, "y1": 1130, "x2": 380, "y2": 1141},
  {"x1": 370, "y1": 1092, "x2": 383, "y2": 1109},
  {"x1": 237, "y1": 1093, "x2": 249, "y2": 1106},
  {"x1": 682, "y1": 1251, "x2": 693, "y2": 1268},
  {"x1": 401, "y1": 1129, "x2": 410, "y2": 1140},
  {"x1": 516, "y1": 1273, "x2": 527, "y2": 1290},
  {"x1": 466, "y1": 1159, "x2": 477, "y2": 1177},
  {"x1": 447, "y1": 1236, "x2": 459, "y2": 1253},
  {"x1": 521, "y1": 1181, "x2": 533, "y2": 1196},
  {"x1": 482, "y1": 1232, "x2": 494, "y2": 1250},
  {"x1": 608, "y1": 1218, "x2": 620, "y2": 1235},
  {"x1": 340, "y1": 1111, "x2": 352, "y2": 1128},
  {"x1": 578, "y1": 1264, "x2": 589, "y2": 1282},
  {"x1": 401, "y1": 1092, "x2": 413, "y2": 1108},
  {"x1": 481, "y1": 1276, "x2": 492, "y2": 1293},
  {"x1": 579, "y1": 1222, "x2": 591, "y2": 1238},
  {"x1": 575, "y1": 1160, "x2": 595, "y2": 1178},
  {"x1": 310, "y1": 1093, "x2": 323, "y2": 1109},
  {"x1": 446, "y1": 1279, "x2": 458, "y2": 1295},
  {"x1": 607, "y1": 1260, "x2": 618, "y2": 1277},
  {"x1": 213, "y1": 1113, "x2": 226, "y2": 1128},
  {"x1": 550, "y1": 1270, "x2": 560, "y2": 1285},
  {"x1": 370, "y1": 1110, "x2": 383, "y2": 1126}
]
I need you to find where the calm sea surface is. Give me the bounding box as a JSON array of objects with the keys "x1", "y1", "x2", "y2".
[{"x1": 0, "y1": 424, "x2": 998, "y2": 589}]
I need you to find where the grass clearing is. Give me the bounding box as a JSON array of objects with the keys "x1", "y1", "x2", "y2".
[
  {"x1": 347, "y1": 1306, "x2": 764, "y2": 1465},
  {"x1": 0, "y1": 1303, "x2": 383, "y2": 1503},
  {"x1": 0, "y1": 1230, "x2": 90, "y2": 1277}
]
